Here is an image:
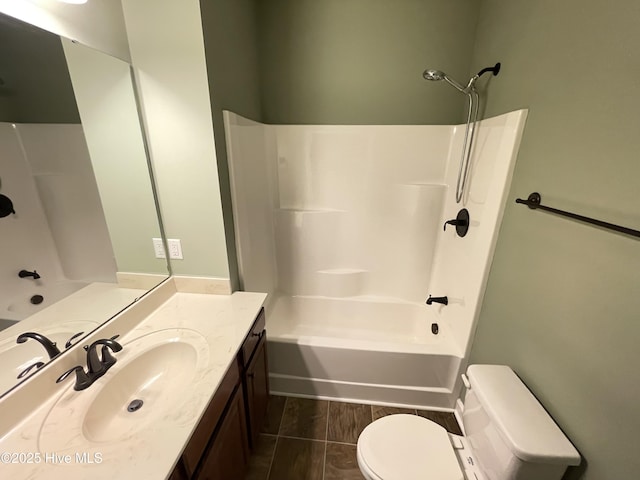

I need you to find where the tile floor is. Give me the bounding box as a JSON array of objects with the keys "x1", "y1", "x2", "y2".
[{"x1": 244, "y1": 395, "x2": 462, "y2": 480}]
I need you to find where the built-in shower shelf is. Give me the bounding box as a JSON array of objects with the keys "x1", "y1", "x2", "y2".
[
  {"x1": 311, "y1": 268, "x2": 369, "y2": 297},
  {"x1": 399, "y1": 182, "x2": 447, "y2": 188},
  {"x1": 317, "y1": 268, "x2": 368, "y2": 274},
  {"x1": 277, "y1": 208, "x2": 346, "y2": 213}
]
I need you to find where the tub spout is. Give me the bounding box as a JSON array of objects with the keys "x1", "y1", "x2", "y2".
[
  {"x1": 426, "y1": 295, "x2": 448, "y2": 306},
  {"x1": 19, "y1": 269, "x2": 40, "y2": 280}
]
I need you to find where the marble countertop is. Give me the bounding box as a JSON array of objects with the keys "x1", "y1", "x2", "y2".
[{"x1": 0, "y1": 283, "x2": 266, "y2": 479}]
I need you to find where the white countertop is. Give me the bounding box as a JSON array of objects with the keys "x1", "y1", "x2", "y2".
[{"x1": 0, "y1": 285, "x2": 266, "y2": 479}]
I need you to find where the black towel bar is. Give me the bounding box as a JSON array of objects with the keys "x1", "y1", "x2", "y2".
[{"x1": 515, "y1": 192, "x2": 640, "y2": 239}]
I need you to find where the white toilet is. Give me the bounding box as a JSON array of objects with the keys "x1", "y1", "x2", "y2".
[{"x1": 357, "y1": 364, "x2": 580, "y2": 480}]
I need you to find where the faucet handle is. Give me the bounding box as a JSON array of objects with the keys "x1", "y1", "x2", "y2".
[
  {"x1": 443, "y1": 208, "x2": 470, "y2": 237},
  {"x1": 17, "y1": 361, "x2": 45, "y2": 379},
  {"x1": 56, "y1": 366, "x2": 92, "y2": 391},
  {"x1": 65, "y1": 331, "x2": 85, "y2": 349}
]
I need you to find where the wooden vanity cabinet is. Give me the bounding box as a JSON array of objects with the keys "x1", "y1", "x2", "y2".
[
  {"x1": 195, "y1": 384, "x2": 249, "y2": 479},
  {"x1": 238, "y1": 308, "x2": 269, "y2": 449},
  {"x1": 169, "y1": 308, "x2": 269, "y2": 480}
]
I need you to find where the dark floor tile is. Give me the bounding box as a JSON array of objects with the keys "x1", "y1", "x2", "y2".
[
  {"x1": 268, "y1": 437, "x2": 324, "y2": 480},
  {"x1": 245, "y1": 434, "x2": 277, "y2": 480},
  {"x1": 262, "y1": 395, "x2": 287, "y2": 435},
  {"x1": 371, "y1": 405, "x2": 416, "y2": 421},
  {"x1": 279, "y1": 397, "x2": 329, "y2": 440},
  {"x1": 416, "y1": 410, "x2": 463, "y2": 435},
  {"x1": 327, "y1": 402, "x2": 372, "y2": 444},
  {"x1": 325, "y1": 442, "x2": 365, "y2": 480}
]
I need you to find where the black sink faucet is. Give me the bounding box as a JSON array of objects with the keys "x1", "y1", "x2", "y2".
[
  {"x1": 56, "y1": 336, "x2": 122, "y2": 391},
  {"x1": 426, "y1": 295, "x2": 449, "y2": 306},
  {"x1": 86, "y1": 337, "x2": 123, "y2": 374},
  {"x1": 19, "y1": 269, "x2": 41, "y2": 280},
  {"x1": 16, "y1": 332, "x2": 61, "y2": 359}
]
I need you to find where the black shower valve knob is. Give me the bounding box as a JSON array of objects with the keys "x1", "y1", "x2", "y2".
[{"x1": 0, "y1": 194, "x2": 15, "y2": 218}]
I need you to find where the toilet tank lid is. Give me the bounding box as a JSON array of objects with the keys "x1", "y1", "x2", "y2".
[{"x1": 466, "y1": 365, "x2": 580, "y2": 466}]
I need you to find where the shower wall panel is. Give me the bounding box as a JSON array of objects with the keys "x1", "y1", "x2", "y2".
[
  {"x1": 0, "y1": 122, "x2": 64, "y2": 309},
  {"x1": 274, "y1": 125, "x2": 451, "y2": 302},
  {"x1": 16, "y1": 124, "x2": 116, "y2": 282},
  {"x1": 223, "y1": 112, "x2": 278, "y2": 298},
  {"x1": 428, "y1": 111, "x2": 528, "y2": 355},
  {"x1": 226, "y1": 109, "x2": 528, "y2": 360},
  {"x1": 0, "y1": 122, "x2": 116, "y2": 321}
]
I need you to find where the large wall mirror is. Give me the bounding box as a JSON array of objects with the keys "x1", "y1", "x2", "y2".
[{"x1": 0, "y1": 12, "x2": 169, "y2": 397}]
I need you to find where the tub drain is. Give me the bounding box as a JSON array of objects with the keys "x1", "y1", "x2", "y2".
[
  {"x1": 30, "y1": 295, "x2": 44, "y2": 305},
  {"x1": 127, "y1": 399, "x2": 144, "y2": 412}
]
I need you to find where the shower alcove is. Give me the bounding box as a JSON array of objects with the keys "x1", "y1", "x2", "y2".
[{"x1": 224, "y1": 109, "x2": 527, "y2": 409}]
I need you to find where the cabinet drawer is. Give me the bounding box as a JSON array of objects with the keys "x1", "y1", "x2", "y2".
[
  {"x1": 182, "y1": 360, "x2": 240, "y2": 476},
  {"x1": 240, "y1": 308, "x2": 265, "y2": 367}
]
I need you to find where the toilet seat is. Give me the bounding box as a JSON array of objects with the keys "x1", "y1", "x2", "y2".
[{"x1": 357, "y1": 414, "x2": 464, "y2": 480}]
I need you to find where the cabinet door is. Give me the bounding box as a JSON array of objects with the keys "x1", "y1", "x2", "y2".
[
  {"x1": 196, "y1": 384, "x2": 249, "y2": 480},
  {"x1": 246, "y1": 334, "x2": 269, "y2": 448}
]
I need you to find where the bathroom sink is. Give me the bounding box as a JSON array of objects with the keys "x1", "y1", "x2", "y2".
[{"x1": 38, "y1": 328, "x2": 209, "y2": 453}]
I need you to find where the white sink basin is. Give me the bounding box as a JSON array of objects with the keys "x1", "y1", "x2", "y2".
[{"x1": 38, "y1": 328, "x2": 209, "y2": 454}]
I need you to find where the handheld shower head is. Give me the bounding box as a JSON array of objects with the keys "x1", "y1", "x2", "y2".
[
  {"x1": 422, "y1": 69, "x2": 446, "y2": 81},
  {"x1": 423, "y1": 62, "x2": 501, "y2": 94},
  {"x1": 423, "y1": 68, "x2": 468, "y2": 93}
]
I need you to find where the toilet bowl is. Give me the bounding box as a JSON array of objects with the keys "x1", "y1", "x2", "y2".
[
  {"x1": 357, "y1": 414, "x2": 471, "y2": 480},
  {"x1": 356, "y1": 365, "x2": 581, "y2": 480}
]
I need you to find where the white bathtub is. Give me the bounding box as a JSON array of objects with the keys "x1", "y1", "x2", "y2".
[
  {"x1": 1, "y1": 280, "x2": 88, "y2": 323},
  {"x1": 266, "y1": 294, "x2": 464, "y2": 409}
]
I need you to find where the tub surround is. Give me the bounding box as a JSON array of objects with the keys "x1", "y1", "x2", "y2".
[
  {"x1": 0, "y1": 277, "x2": 266, "y2": 479},
  {"x1": 225, "y1": 110, "x2": 528, "y2": 408}
]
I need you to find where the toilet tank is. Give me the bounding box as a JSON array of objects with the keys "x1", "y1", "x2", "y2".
[{"x1": 461, "y1": 365, "x2": 580, "y2": 480}]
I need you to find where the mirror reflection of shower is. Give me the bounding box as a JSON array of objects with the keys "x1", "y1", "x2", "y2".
[{"x1": 423, "y1": 63, "x2": 500, "y2": 203}]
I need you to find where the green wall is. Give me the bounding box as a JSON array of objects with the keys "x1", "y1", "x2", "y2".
[
  {"x1": 256, "y1": 0, "x2": 480, "y2": 125},
  {"x1": 200, "y1": 0, "x2": 263, "y2": 290},
  {"x1": 199, "y1": 2, "x2": 640, "y2": 475},
  {"x1": 469, "y1": 1, "x2": 640, "y2": 479}
]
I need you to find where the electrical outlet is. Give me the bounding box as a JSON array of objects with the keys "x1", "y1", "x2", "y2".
[
  {"x1": 152, "y1": 238, "x2": 166, "y2": 259},
  {"x1": 167, "y1": 239, "x2": 183, "y2": 260}
]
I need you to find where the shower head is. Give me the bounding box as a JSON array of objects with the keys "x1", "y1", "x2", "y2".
[
  {"x1": 422, "y1": 68, "x2": 468, "y2": 93},
  {"x1": 422, "y1": 69, "x2": 446, "y2": 81},
  {"x1": 423, "y1": 63, "x2": 501, "y2": 94}
]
